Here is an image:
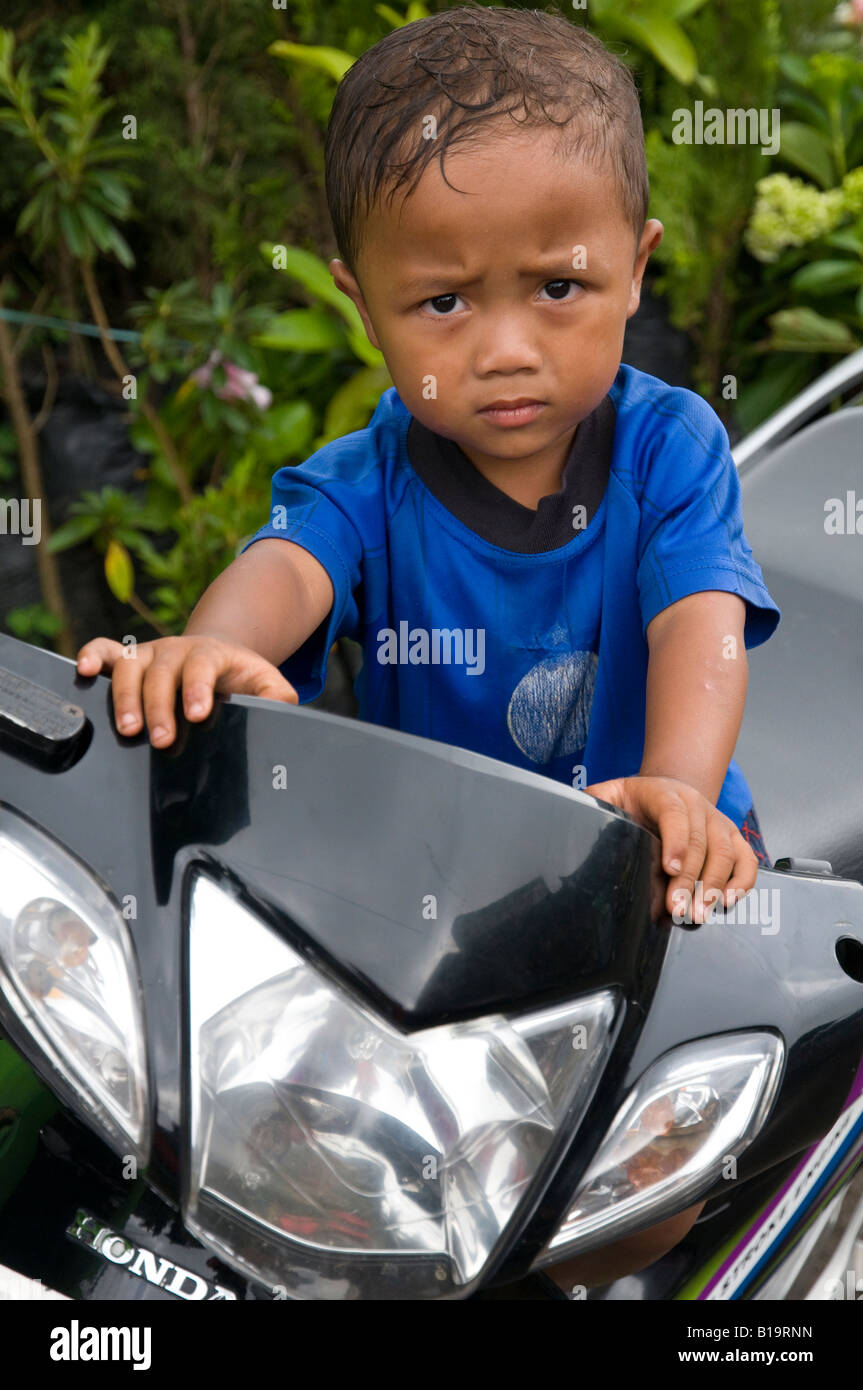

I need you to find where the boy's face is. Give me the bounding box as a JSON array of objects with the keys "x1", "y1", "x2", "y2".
[{"x1": 330, "y1": 122, "x2": 662, "y2": 501}]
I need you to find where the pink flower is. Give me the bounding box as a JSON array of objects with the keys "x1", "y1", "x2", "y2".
[
  {"x1": 190, "y1": 350, "x2": 272, "y2": 410},
  {"x1": 835, "y1": 0, "x2": 863, "y2": 25}
]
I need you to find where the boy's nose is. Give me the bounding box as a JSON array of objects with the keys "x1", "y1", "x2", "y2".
[{"x1": 471, "y1": 317, "x2": 544, "y2": 374}]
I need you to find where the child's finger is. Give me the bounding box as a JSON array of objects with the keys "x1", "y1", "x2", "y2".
[
  {"x1": 698, "y1": 832, "x2": 740, "y2": 912},
  {"x1": 219, "y1": 649, "x2": 300, "y2": 706},
  {"x1": 629, "y1": 789, "x2": 691, "y2": 879},
  {"x1": 663, "y1": 804, "x2": 709, "y2": 920},
  {"x1": 241, "y1": 661, "x2": 299, "y2": 705},
  {"x1": 180, "y1": 646, "x2": 224, "y2": 721},
  {"x1": 141, "y1": 651, "x2": 185, "y2": 746},
  {"x1": 108, "y1": 641, "x2": 156, "y2": 736},
  {"x1": 76, "y1": 637, "x2": 125, "y2": 675},
  {"x1": 722, "y1": 836, "x2": 760, "y2": 905}
]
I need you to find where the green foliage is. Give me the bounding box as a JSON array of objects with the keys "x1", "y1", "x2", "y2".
[
  {"x1": 3, "y1": 603, "x2": 64, "y2": 645},
  {"x1": 0, "y1": 0, "x2": 388, "y2": 300},
  {"x1": 40, "y1": 248, "x2": 385, "y2": 628},
  {"x1": 3, "y1": 0, "x2": 863, "y2": 641},
  {"x1": 133, "y1": 450, "x2": 284, "y2": 631},
  {"x1": 0, "y1": 22, "x2": 142, "y2": 267},
  {"x1": 590, "y1": 0, "x2": 715, "y2": 90},
  {"x1": 268, "y1": 41, "x2": 355, "y2": 83},
  {"x1": 733, "y1": 46, "x2": 863, "y2": 428},
  {"x1": 638, "y1": 0, "x2": 786, "y2": 401},
  {"x1": 772, "y1": 51, "x2": 863, "y2": 184},
  {"x1": 263, "y1": 242, "x2": 385, "y2": 367},
  {"x1": 47, "y1": 486, "x2": 164, "y2": 558}
]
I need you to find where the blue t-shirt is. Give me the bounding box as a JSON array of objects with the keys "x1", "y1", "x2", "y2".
[{"x1": 242, "y1": 362, "x2": 780, "y2": 826}]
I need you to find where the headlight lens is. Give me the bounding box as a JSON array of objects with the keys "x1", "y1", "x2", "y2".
[
  {"x1": 0, "y1": 808, "x2": 149, "y2": 1158},
  {"x1": 186, "y1": 871, "x2": 619, "y2": 1300},
  {"x1": 537, "y1": 1031, "x2": 784, "y2": 1262}
]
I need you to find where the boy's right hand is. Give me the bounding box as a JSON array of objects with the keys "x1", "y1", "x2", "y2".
[{"x1": 76, "y1": 635, "x2": 299, "y2": 747}]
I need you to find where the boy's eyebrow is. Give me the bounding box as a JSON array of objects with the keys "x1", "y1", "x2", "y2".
[{"x1": 396, "y1": 259, "x2": 590, "y2": 294}]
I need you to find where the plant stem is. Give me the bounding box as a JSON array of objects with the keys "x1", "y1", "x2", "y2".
[
  {"x1": 127, "y1": 590, "x2": 171, "y2": 637},
  {"x1": 78, "y1": 257, "x2": 194, "y2": 505},
  {"x1": 0, "y1": 276, "x2": 76, "y2": 657}
]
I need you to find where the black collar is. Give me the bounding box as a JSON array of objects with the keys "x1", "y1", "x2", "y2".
[{"x1": 406, "y1": 395, "x2": 616, "y2": 553}]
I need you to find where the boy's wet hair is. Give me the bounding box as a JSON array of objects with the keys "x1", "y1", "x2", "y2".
[{"x1": 325, "y1": 4, "x2": 649, "y2": 278}]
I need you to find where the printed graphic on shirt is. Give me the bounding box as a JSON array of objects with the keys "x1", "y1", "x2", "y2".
[{"x1": 506, "y1": 649, "x2": 598, "y2": 763}]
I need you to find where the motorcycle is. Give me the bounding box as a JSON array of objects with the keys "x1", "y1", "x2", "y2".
[{"x1": 1, "y1": 350, "x2": 863, "y2": 1304}]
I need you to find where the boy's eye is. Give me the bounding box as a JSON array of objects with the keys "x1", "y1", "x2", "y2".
[
  {"x1": 418, "y1": 280, "x2": 583, "y2": 316},
  {"x1": 539, "y1": 279, "x2": 582, "y2": 301},
  {"x1": 420, "y1": 293, "x2": 463, "y2": 317}
]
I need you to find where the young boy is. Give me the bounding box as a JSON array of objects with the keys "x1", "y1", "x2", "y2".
[{"x1": 77, "y1": 6, "x2": 780, "y2": 1293}]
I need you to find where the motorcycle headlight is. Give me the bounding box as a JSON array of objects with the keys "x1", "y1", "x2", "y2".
[
  {"x1": 0, "y1": 808, "x2": 149, "y2": 1159},
  {"x1": 185, "y1": 871, "x2": 619, "y2": 1300},
  {"x1": 536, "y1": 1031, "x2": 784, "y2": 1263}
]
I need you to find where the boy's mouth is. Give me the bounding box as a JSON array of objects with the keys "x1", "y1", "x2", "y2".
[{"x1": 478, "y1": 399, "x2": 546, "y2": 426}]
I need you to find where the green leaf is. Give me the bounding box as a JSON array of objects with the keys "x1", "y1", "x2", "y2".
[
  {"x1": 122, "y1": 533, "x2": 163, "y2": 569},
  {"x1": 3, "y1": 603, "x2": 63, "y2": 644},
  {"x1": 692, "y1": 71, "x2": 719, "y2": 100},
  {"x1": 104, "y1": 539, "x2": 135, "y2": 602},
  {"x1": 320, "y1": 363, "x2": 393, "y2": 443},
  {"x1": 211, "y1": 282, "x2": 232, "y2": 319},
  {"x1": 345, "y1": 325, "x2": 385, "y2": 367},
  {"x1": 790, "y1": 259, "x2": 863, "y2": 295},
  {"x1": 95, "y1": 173, "x2": 134, "y2": 215},
  {"x1": 0, "y1": 111, "x2": 31, "y2": 138},
  {"x1": 671, "y1": 0, "x2": 709, "y2": 13},
  {"x1": 15, "y1": 199, "x2": 41, "y2": 235},
  {"x1": 76, "y1": 201, "x2": 114, "y2": 252},
  {"x1": 856, "y1": 283, "x2": 863, "y2": 320},
  {"x1": 267, "y1": 41, "x2": 354, "y2": 83},
  {"x1": 776, "y1": 122, "x2": 835, "y2": 189},
  {"x1": 263, "y1": 244, "x2": 373, "y2": 347},
  {"x1": 824, "y1": 228, "x2": 863, "y2": 255},
  {"x1": 200, "y1": 392, "x2": 219, "y2": 431},
  {"x1": 263, "y1": 246, "x2": 377, "y2": 359},
  {"x1": 101, "y1": 222, "x2": 135, "y2": 269},
  {"x1": 248, "y1": 400, "x2": 316, "y2": 464},
  {"x1": 375, "y1": 4, "x2": 408, "y2": 27},
  {"x1": 266, "y1": 244, "x2": 348, "y2": 314},
  {"x1": 57, "y1": 203, "x2": 88, "y2": 257},
  {"x1": 778, "y1": 54, "x2": 812, "y2": 88},
  {"x1": 778, "y1": 90, "x2": 831, "y2": 138},
  {"x1": 610, "y1": 13, "x2": 698, "y2": 86},
  {"x1": 252, "y1": 308, "x2": 345, "y2": 352},
  {"x1": 221, "y1": 405, "x2": 251, "y2": 434},
  {"x1": 45, "y1": 513, "x2": 101, "y2": 552},
  {"x1": 766, "y1": 306, "x2": 860, "y2": 352},
  {"x1": 734, "y1": 353, "x2": 820, "y2": 433},
  {"x1": 48, "y1": 112, "x2": 79, "y2": 134}
]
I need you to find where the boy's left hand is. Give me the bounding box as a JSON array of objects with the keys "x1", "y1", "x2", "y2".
[{"x1": 584, "y1": 775, "x2": 759, "y2": 924}]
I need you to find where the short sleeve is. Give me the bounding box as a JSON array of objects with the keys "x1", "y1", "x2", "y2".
[
  {"x1": 636, "y1": 401, "x2": 780, "y2": 649},
  {"x1": 240, "y1": 445, "x2": 375, "y2": 701}
]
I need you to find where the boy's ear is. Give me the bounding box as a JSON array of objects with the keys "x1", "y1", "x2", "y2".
[
  {"x1": 626, "y1": 219, "x2": 664, "y2": 319},
  {"x1": 329, "y1": 258, "x2": 382, "y2": 351}
]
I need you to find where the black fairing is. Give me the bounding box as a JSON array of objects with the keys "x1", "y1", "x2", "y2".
[{"x1": 1, "y1": 631, "x2": 863, "y2": 1299}]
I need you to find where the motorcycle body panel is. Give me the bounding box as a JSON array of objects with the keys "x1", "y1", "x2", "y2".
[{"x1": 1, "y1": 630, "x2": 863, "y2": 1300}]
